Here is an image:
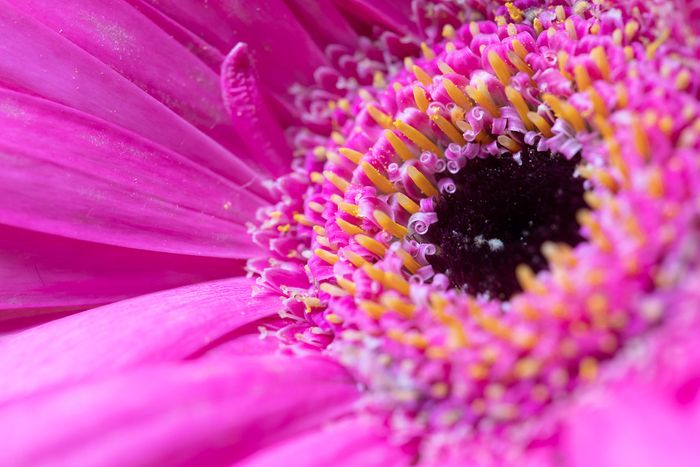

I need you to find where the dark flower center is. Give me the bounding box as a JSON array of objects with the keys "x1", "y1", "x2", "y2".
[{"x1": 424, "y1": 147, "x2": 586, "y2": 300}]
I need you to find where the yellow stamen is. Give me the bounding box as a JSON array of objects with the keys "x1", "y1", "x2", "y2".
[
  {"x1": 431, "y1": 293, "x2": 469, "y2": 347},
  {"x1": 574, "y1": 64, "x2": 591, "y2": 90},
  {"x1": 526, "y1": 111, "x2": 554, "y2": 137},
  {"x1": 338, "y1": 147, "x2": 363, "y2": 164},
  {"x1": 442, "y1": 24, "x2": 456, "y2": 39},
  {"x1": 413, "y1": 86, "x2": 430, "y2": 113},
  {"x1": 343, "y1": 250, "x2": 368, "y2": 268},
  {"x1": 437, "y1": 61, "x2": 456, "y2": 75},
  {"x1": 359, "y1": 300, "x2": 385, "y2": 319},
  {"x1": 336, "y1": 217, "x2": 364, "y2": 235},
  {"x1": 315, "y1": 235, "x2": 333, "y2": 249},
  {"x1": 336, "y1": 276, "x2": 356, "y2": 294},
  {"x1": 366, "y1": 104, "x2": 393, "y2": 129},
  {"x1": 565, "y1": 18, "x2": 577, "y2": 39},
  {"x1": 533, "y1": 18, "x2": 543, "y2": 35},
  {"x1": 443, "y1": 78, "x2": 472, "y2": 110},
  {"x1": 381, "y1": 295, "x2": 416, "y2": 318},
  {"x1": 407, "y1": 165, "x2": 439, "y2": 197},
  {"x1": 293, "y1": 213, "x2": 314, "y2": 226},
  {"x1": 374, "y1": 210, "x2": 408, "y2": 238},
  {"x1": 542, "y1": 94, "x2": 586, "y2": 133},
  {"x1": 394, "y1": 119, "x2": 442, "y2": 155},
  {"x1": 466, "y1": 81, "x2": 500, "y2": 117},
  {"x1": 506, "y1": 50, "x2": 534, "y2": 76},
  {"x1": 310, "y1": 171, "x2": 324, "y2": 184},
  {"x1": 320, "y1": 283, "x2": 348, "y2": 297},
  {"x1": 355, "y1": 234, "x2": 387, "y2": 257},
  {"x1": 396, "y1": 247, "x2": 421, "y2": 274},
  {"x1": 506, "y1": 23, "x2": 518, "y2": 37},
  {"x1": 384, "y1": 129, "x2": 414, "y2": 161},
  {"x1": 421, "y1": 42, "x2": 436, "y2": 60},
  {"x1": 497, "y1": 135, "x2": 522, "y2": 152},
  {"x1": 323, "y1": 171, "x2": 350, "y2": 192},
  {"x1": 511, "y1": 39, "x2": 528, "y2": 60},
  {"x1": 515, "y1": 264, "x2": 547, "y2": 294},
  {"x1": 313, "y1": 225, "x2": 326, "y2": 236},
  {"x1": 675, "y1": 70, "x2": 691, "y2": 90},
  {"x1": 615, "y1": 83, "x2": 628, "y2": 108},
  {"x1": 588, "y1": 87, "x2": 608, "y2": 116},
  {"x1": 646, "y1": 28, "x2": 669, "y2": 59},
  {"x1": 647, "y1": 168, "x2": 664, "y2": 198},
  {"x1": 337, "y1": 201, "x2": 360, "y2": 217},
  {"x1": 395, "y1": 192, "x2": 420, "y2": 215},
  {"x1": 632, "y1": 118, "x2": 650, "y2": 160},
  {"x1": 487, "y1": 50, "x2": 512, "y2": 85},
  {"x1": 384, "y1": 271, "x2": 411, "y2": 296},
  {"x1": 624, "y1": 20, "x2": 639, "y2": 41},
  {"x1": 504, "y1": 86, "x2": 535, "y2": 130},
  {"x1": 360, "y1": 161, "x2": 395, "y2": 193},
  {"x1": 412, "y1": 64, "x2": 433, "y2": 86},
  {"x1": 308, "y1": 201, "x2": 324, "y2": 213},
  {"x1": 363, "y1": 263, "x2": 385, "y2": 282},
  {"x1": 430, "y1": 112, "x2": 466, "y2": 144},
  {"x1": 557, "y1": 51, "x2": 573, "y2": 80},
  {"x1": 579, "y1": 357, "x2": 598, "y2": 381},
  {"x1": 325, "y1": 313, "x2": 344, "y2": 324},
  {"x1": 591, "y1": 46, "x2": 610, "y2": 80},
  {"x1": 315, "y1": 248, "x2": 339, "y2": 265}
]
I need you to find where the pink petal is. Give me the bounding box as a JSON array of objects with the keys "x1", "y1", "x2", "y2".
[
  {"x1": 0, "y1": 277, "x2": 281, "y2": 402},
  {"x1": 0, "y1": 4, "x2": 270, "y2": 195},
  {"x1": 12, "y1": 0, "x2": 247, "y2": 159},
  {"x1": 332, "y1": 0, "x2": 415, "y2": 34},
  {"x1": 0, "y1": 224, "x2": 244, "y2": 316},
  {"x1": 0, "y1": 89, "x2": 264, "y2": 256},
  {"x1": 221, "y1": 43, "x2": 293, "y2": 175},
  {"x1": 284, "y1": 0, "x2": 358, "y2": 47},
  {"x1": 142, "y1": 0, "x2": 327, "y2": 92},
  {"x1": 240, "y1": 417, "x2": 411, "y2": 467},
  {"x1": 0, "y1": 356, "x2": 358, "y2": 466}
]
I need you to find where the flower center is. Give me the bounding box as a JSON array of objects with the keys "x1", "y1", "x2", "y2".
[{"x1": 424, "y1": 147, "x2": 585, "y2": 299}]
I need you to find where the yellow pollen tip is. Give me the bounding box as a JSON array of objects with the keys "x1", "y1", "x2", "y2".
[
  {"x1": 542, "y1": 94, "x2": 586, "y2": 133},
  {"x1": 574, "y1": 64, "x2": 591, "y2": 90},
  {"x1": 487, "y1": 50, "x2": 512, "y2": 85},
  {"x1": 359, "y1": 300, "x2": 385, "y2": 319},
  {"x1": 323, "y1": 170, "x2": 350, "y2": 193},
  {"x1": 413, "y1": 86, "x2": 430, "y2": 113},
  {"x1": 412, "y1": 64, "x2": 433, "y2": 86},
  {"x1": 310, "y1": 171, "x2": 324, "y2": 184},
  {"x1": 430, "y1": 112, "x2": 466, "y2": 144},
  {"x1": 360, "y1": 161, "x2": 395, "y2": 193},
  {"x1": 325, "y1": 313, "x2": 344, "y2": 324},
  {"x1": 374, "y1": 210, "x2": 409, "y2": 238},
  {"x1": 338, "y1": 147, "x2": 363, "y2": 165},
  {"x1": 506, "y1": 50, "x2": 534, "y2": 76},
  {"x1": 336, "y1": 276, "x2": 357, "y2": 294},
  {"x1": 646, "y1": 28, "x2": 670, "y2": 59},
  {"x1": 384, "y1": 129, "x2": 414, "y2": 161},
  {"x1": 516, "y1": 264, "x2": 547, "y2": 294},
  {"x1": 421, "y1": 42, "x2": 436, "y2": 60},
  {"x1": 504, "y1": 86, "x2": 535, "y2": 130},
  {"x1": 315, "y1": 248, "x2": 339, "y2": 265},
  {"x1": 526, "y1": 111, "x2": 554, "y2": 137},
  {"x1": 443, "y1": 78, "x2": 472, "y2": 110},
  {"x1": 497, "y1": 135, "x2": 522, "y2": 152},
  {"x1": 407, "y1": 165, "x2": 439, "y2": 197},
  {"x1": 442, "y1": 24, "x2": 456, "y2": 39},
  {"x1": 505, "y1": 2, "x2": 523, "y2": 22},
  {"x1": 336, "y1": 217, "x2": 364, "y2": 235},
  {"x1": 511, "y1": 39, "x2": 528, "y2": 60},
  {"x1": 591, "y1": 46, "x2": 610, "y2": 80},
  {"x1": 319, "y1": 283, "x2": 348, "y2": 297},
  {"x1": 466, "y1": 81, "x2": 500, "y2": 117},
  {"x1": 337, "y1": 201, "x2": 360, "y2": 217},
  {"x1": 395, "y1": 192, "x2": 420, "y2": 215},
  {"x1": 366, "y1": 104, "x2": 394, "y2": 129},
  {"x1": 437, "y1": 61, "x2": 456, "y2": 75},
  {"x1": 355, "y1": 234, "x2": 387, "y2": 257},
  {"x1": 394, "y1": 119, "x2": 443, "y2": 156},
  {"x1": 293, "y1": 213, "x2": 314, "y2": 226}
]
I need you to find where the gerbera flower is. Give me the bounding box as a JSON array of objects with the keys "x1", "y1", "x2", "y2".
[{"x1": 1, "y1": 0, "x2": 699, "y2": 465}]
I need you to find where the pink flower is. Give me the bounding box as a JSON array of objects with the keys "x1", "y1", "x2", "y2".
[{"x1": 1, "y1": 1, "x2": 700, "y2": 465}]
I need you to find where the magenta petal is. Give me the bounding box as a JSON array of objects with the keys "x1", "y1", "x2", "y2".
[
  {"x1": 0, "y1": 277, "x2": 281, "y2": 402},
  {"x1": 11, "y1": 0, "x2": 247, "y2": 158},
  {"x1": 144, "y1": 0, "x2": 327, "y2": 92},
  {"x1": 221, "y1": 43, "x2": 293, "y2": 175},
  {"x1": 0, "y1": 5, "x2": 270, "y2": 194},
  {"x1": 332, "y1": 0, "x2": 415, "y2": 34},
  {"x1": 0, "y1": 225, "x2": 244, "y2": 316},
  {"x1": 240, "y1": 417, "x2": 410, "y2": 467},
  {"x1": 284, "y1": 0, "x2": 358, "y2": 47},
  {"x1": 0, "y1": 89, "x2": 265, "y2": 256},
  {"x1": 0, "y1": 356, "x2": 358, "y2": 466}
]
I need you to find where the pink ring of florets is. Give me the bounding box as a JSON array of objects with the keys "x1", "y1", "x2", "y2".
[{"x1": 249, "y1": 1, "x2": 700, "y2": 460}]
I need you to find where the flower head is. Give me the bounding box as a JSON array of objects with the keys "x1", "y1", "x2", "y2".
[{"x1": 1, "y1": 0, "x2": 700, "y2": 465}]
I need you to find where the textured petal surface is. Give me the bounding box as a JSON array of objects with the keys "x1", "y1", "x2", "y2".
[
  {"x1": 0, "y1": 225, "x2": 244, "y2": 316},
  {"x1": 0, "y1": 277, "x2": 280, "y2": 402},
  {"x1": 11, "y1": 0, "x2": 247, "y2": 157},
  {"x1": 240, "y1": 417, "x2": 410, "y2": 467},
  {"x1": 0, "y1": 356, "x2": 358, "y2": 466},
  {"x1": 0, "y1": 3, "x2": 270, "y2": 193},
  {"x1": 0, "y1": 89, "x2": 263, "y2": 256},
  {"x1": 141, "y1": 0, "x2": 327, "y2": 92}
]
